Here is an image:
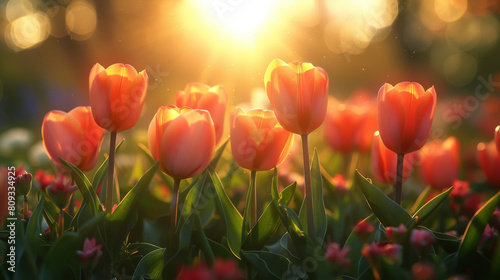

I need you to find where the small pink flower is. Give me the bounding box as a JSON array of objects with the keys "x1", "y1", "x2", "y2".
[
  {"x1": 325, "y1": 243, "x2": 351, "y2": 269},
  {"x1": 412, "y1": 262, "x2": 436, "y2": 280},
  {"x1": 35, "y1": 170, "x2": 55, "y2": 192},
  {"x1": 46, "y1": 175, "x2": 78, "y2": 210},
  {"x1": 450, "y1": 180, "x2": 469, "y2": 200},
  {"x1": 176, "y1": 263, "x2": 213, "y2": 280},
  {"x1": 478, "y1": 224, "x2": 498, "y2": 256},
  {"x1": 213, "y1": 258, "x2": 244, "y2": 279},
  {"x1": 362, "y1": 242, "x2": 402, "y2": 265},
  {"x1": 76, "y1": 237, "x2": 103, "y2": 271},
  {"x1": 353, "y1": 220, "x2": 375, "y2": 241},
  {"x1": 331, "y1": 174, "x2": 347, "y2": 194},
  {"x1": 385, "y1": 224, "x2": 407, "y2": 244},
  {"x1": 411, "y1": 229, "x2": 435, "y2": 255}
]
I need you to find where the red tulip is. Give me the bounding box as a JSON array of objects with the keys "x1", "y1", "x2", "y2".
[
  {"x1": 377, "y1": 82, "x2": 436, "y2": 155},
  {"x1": 324, "y1": 102, "x2": 365, "y2": 154},
  {"x1": 371, "y1": 131, "x2": 415, "y2": 184},
  {"x1": 419, "y1": 137, "x2": 460, "y2": 189},
  {"x1": 89, "y1": 63, "x2": 148, "y2": 132},
  {"x1": 230, "y1": 108, "x2": 293, "y2": 171},
  {"x1": 264, "y1": 58, "x2": 329, "y2": 135},
  {"x1": 477, "y1": 141, "x2": 500, "y2": 186},
  {"x1": 148, "y1": 105, "x2": 215, "y2": 179},
  {"x1": 42, "y1": 106, "x2": 105, "y2": 171},
  {"x1": 175, "y1": 83, "x2": 228, "y2": 143}
]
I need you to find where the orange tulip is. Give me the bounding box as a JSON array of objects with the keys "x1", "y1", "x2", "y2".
[
  {"x1": 42, "y1": 106, "x2": 105, "y2": 171},
  {"x1": 175, "y1": 83, "x2": 228, "y2": 143},
  {"x1": 419, "y1": 137, "x2": 460, "y2": 189},
  {"x1": 371, "y1": 131, "x2": 415, "y2": 185},
  {"x1": 264, "y1": 58, "x2": 329, "y2": 135},
  {"x1": 324, "y1": 102, "x2": 365, "y2": 154},
  {"x1": 477, "y1": 141, "x2": 500, "y2": 187},
  {"x1": 148, "y1": 105, "x2": 215, "y2": 179},
  {"x1": 230, "y1": 108, "x2": 294, "y2": 171},
  {"x1": 377, "y1": 82, "x2": 436, "y2": 155},
  {"x1": 89, "y1": 63, "x2": 148, "y2": 132}
]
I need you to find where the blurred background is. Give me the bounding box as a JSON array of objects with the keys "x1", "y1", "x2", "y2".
[{"x1": 1, "y1": 0, "x2": 500, "y2": 171}]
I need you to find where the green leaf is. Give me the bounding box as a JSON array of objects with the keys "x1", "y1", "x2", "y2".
[
  {"x1": 299, "y1": 149, "x2": 327, "y2": 243},
  {"x1": 344, "y1": 214, "x2": 378, "y2": 277},
  {"x1": 431, "y1": 230, "x2": 460, "y2": 253},
  {"x1": 60, "y1": 158, "x2": 101, "y2": 215},
  {"x1": 242, "y1": 179, "x2": 296, "y2": 250},
  {"x1": 14, "y1": 212, "x2": 38, "y2": 280},
  {"x1": 458, "y1": 190, "x2": 500, "y2": 259},
  {"x1": 409, "y1": 186, "x2": 431, "y2": 214},
  {"x1": 241, "y1": 171, "x2": 256, "y2": 243},
  {"x1": 242, "y1": 250, "x2": 290, "y2": 279},
  {"x1": 412, "y1": 186, "x2": 453, "y2": 225},
  {"x1": 138, "y1": 143, "x2": 174, "y2": 190},
  {"x1": 209, "y1": 137, "x2": 229, "y2": 169},
  {"x1": 354, "y1": 171, "x2": 411, "y2": 228},
  {"x1": 207, "y1": 167, "x2": 243, "y2": 259},
  {"x1": 26, "y1": 195, "x2": 45, "y2": 255},
  {"x1": 104, "y1": 162, "x2": 159, "y2": 260},
  {"x1": 132, "y1": 248, "x2": 165, "y2": 280}
]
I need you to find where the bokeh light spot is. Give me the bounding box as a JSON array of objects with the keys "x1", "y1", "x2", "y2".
[{"x1": 65, "y1": 0, "x2": 97, "y2": 41}]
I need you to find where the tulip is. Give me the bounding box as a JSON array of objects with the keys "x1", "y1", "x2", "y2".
[
  {"x1": 230, "y1": 107, "x2": 293, "y2": 227},
  {"x1": 15, "y1": 171, "x2": 32, "y2": 219},
  {"x1": 353, "y1": 220, "x2": 375, "y2": 242},
  {"x1": 325, "y1": 243, "x2": 351, "y2": 270},
  {"x1": 76, "y1": 237, "x2": 103, "y2": 271},
  {"x1": 410, "y1": 229, "x2": 435, "y2": 255},
  {"x1": 46, "y1": 175, "x2": 78, "y2": 237},
  {"x1": 377, "y1": 82, "x2": 436, "y2": 154},
  {"x1": 419, "y1": 137, "x2": 460, "y2": 190},
  {"x1": 264, "y1": 58, "x2": 329, "y2": 237},
  {"x1": 89, "y1": 63, "x2": 148, "y2": 213},
  {"x1": 89, "y1": 63, "x2": 148, "y2": 132},
  {"x1": 477, "y1": 141, "x2": 500, "y2": 186},
  {"x1": 148, "y1": 105, "x2": 215, "y2": 244},
  {"x1": 175, "y1": 83, "x2": 228, "y2": 143},
  {"x1": 324, "y1": 102, "x2": 365, "y2": 154},
  {"x1": 42, "y1": 106, "x2": 105, "y2": 171},
  {"x1": 264, "y1": 59, "x2": 328, "y2": 135},
  {"x1": 377, "y1": 82, "x2": 436, "y2": 204},
  {"x1": 371, "y1": 131, "x2": 415, "y2": 185}
]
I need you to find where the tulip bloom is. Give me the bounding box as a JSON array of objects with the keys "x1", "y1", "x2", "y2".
[
  {"x1": 264, "y1": 58, "x2": 329, "y2": 135},
  {"x1": 419, "y1": 137, "x2": 460, "y2": 189},
  {"x1": 477, "y1": 141, "x2": 500, "y2": 186},
  {"x1": 148, "y1": 105, "x2": 215, "y2": 240},
  {"x1": 324, "y1": 102, "x2": 365, "y2": 154},
  {"x1": 175, "y1": 83, "x2": 228, "y2": 143},
  {"x1": 377, "y1": 82, "x2": 436, "y2": 155},
  {"x1": 42, "y1": 106, "x2": 105, "y2": 171},
  {"x1": 89, "y1": 63, "x2": 148, "y2": 132},
  {"x1": 230, "y1": 108, "x2": 293, "y2": 171},
  {"x1": 371, "y1": 131, "x2": 415, "y2": 185},
  {"x1": 148, "y1": 106, "x2": 216, "y2": 179}
]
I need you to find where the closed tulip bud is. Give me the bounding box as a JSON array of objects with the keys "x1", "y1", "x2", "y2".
[
  {"x1": 325, "y1": 243, "x2": 351, "y2": 270},
  {"x1": 76, "y1": 237, "x2": 103, "y2": 271},
  {"x1": 15, "y1": 172, "x2": 32, "y2": 196},
  {"x1": 42, "y1": 106, "x2": 105, "y2": 171},
  {"x1": 324, "y1": 102, "x2": 365, "y2": 154},
  {"x1": 371, "y1": 131, "x2": 415, "y2": 184},
  {"x1": 264, "y1": 58, "x2": 329, "y2": 135},
  {"x1": 89, "y1": 63, "x2": 148, "y2": 132},
  {"x1": 148, "y1": 105, "x2": 215, "y2": 179},
  {"x1": 230, "y1": 108, "x2": 293, "y2": 171},
  {"x1": 420, "y1": 137, "x2": 460, "y2": 190},
  {"x1": 353, "y1": 220, "x2": 375, "y2": 241},
  {"x1": 411, "y1": 229, "x2": 435, "y2": 255},
  {"x1": 386, "y1": 224, "x2": 407, "y2": 244},
  {"x1": 377, "y1": 82, "x2": 436, "y2": 155},
  {"x1": 175, "y1": 83, "x2": 228, "y2": 143},
  {"x1": 362, "y1": 242, "x2": 402, "y2": 265},
  {"x1": 477, "y1": 141, "x2": 500, "y2": 186},
  {"x1": 46, "y1": 175, "x2": 78, "y2": 210}
]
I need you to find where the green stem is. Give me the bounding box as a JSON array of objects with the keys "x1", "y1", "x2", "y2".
[
  {"x1": 169, "y1": 178, "x2": 181, "y2": 250},
  {"x1": 105, "y1": 131, "x2": 117, "y2": 213},
  {"x1": 58, "y1": 209, "x2": 63, "y2": 237},
  {"x1": 23, "y1": 195, "x2": 28, "y2": 219},
  {"x1": 301, "y1": 134, "x2": 315, "y2": 238},
  {"x1": 250, "y1": 170, "x2": 257, "y2": 228},
  {"x1": 395, "y1": 153, "x2": 404, "y2": 205}
]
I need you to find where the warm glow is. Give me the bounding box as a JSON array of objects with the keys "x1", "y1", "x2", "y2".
[
  {"x1": 5, "y1": 12, "x2": 50, "y2": 51},
  {"x1": 65, "y1": 0, "x2": 97, "y2": 41}
]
